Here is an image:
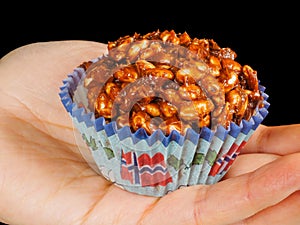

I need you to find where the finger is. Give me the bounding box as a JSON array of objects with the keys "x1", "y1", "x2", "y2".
[
  {"x1": 222, "y1": 153, "x2": 280, "y2": 179},
  {"x1": 0, "y1": 41, "x2": 107, "y2": 144},
  {"x1": 140, "y1": 153, "x2": 300, "y2": 225},
  {"x1": 234, "y1": 191, "x2": 300, "y2": 225},
  {"x1": 242, "y1": 124, "x2": 300, "y2": 155}
]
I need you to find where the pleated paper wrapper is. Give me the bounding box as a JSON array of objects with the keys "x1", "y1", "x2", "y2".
[{"x1": 59, "y1": 64, "x2": 270, "y2": 197}]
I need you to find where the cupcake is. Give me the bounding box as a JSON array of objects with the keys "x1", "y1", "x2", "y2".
[{"x1": 59, "y1": 30, "x2": 270, "y2": 197}]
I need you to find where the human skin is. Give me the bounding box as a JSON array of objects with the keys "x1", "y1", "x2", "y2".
[{"x1": 0, "y1": 41, "x2": 300, "y2": 225}]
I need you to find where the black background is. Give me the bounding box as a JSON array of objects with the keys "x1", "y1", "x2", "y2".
[{"x1": 0, "y1": 4, "x2": 299, "y2": 225}]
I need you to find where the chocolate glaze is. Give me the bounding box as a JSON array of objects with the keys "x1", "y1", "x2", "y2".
[{"x1": 78, "y1": 30, "x2": 264, "y2": 135}]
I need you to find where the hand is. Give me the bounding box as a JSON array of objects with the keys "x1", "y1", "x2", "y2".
[{"x1": 0, "y1": 41, "x2": 299, "y2": 225}]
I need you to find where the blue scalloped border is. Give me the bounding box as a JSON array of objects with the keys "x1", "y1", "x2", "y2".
[{"x1": 59, "y1": 65, "x2": 269, "y2": 148}]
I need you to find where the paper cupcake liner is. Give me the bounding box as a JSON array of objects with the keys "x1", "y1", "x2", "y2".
[{"x1": 59, "y1": 64, "x2": 270, "y2": 197}]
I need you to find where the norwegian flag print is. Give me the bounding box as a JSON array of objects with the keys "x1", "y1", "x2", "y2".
[
  {"x1": 222, "y1": 140, "x2": 247, "y2": 172},
  {"x1": 121, "y1": 150, "x2": 173, "y2": 187},
  {"x1": 209, "y1": 140, "x2": 247, "y2": 176}
]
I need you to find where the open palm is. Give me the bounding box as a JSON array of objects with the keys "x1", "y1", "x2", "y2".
[{"x1": 1, "y1": 41, "x2": 300, "y2": 225}]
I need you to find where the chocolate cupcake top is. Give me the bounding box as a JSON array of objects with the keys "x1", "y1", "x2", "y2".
[{"x1": 76, "y1": 30, "x2": 264, "y2": 136}]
